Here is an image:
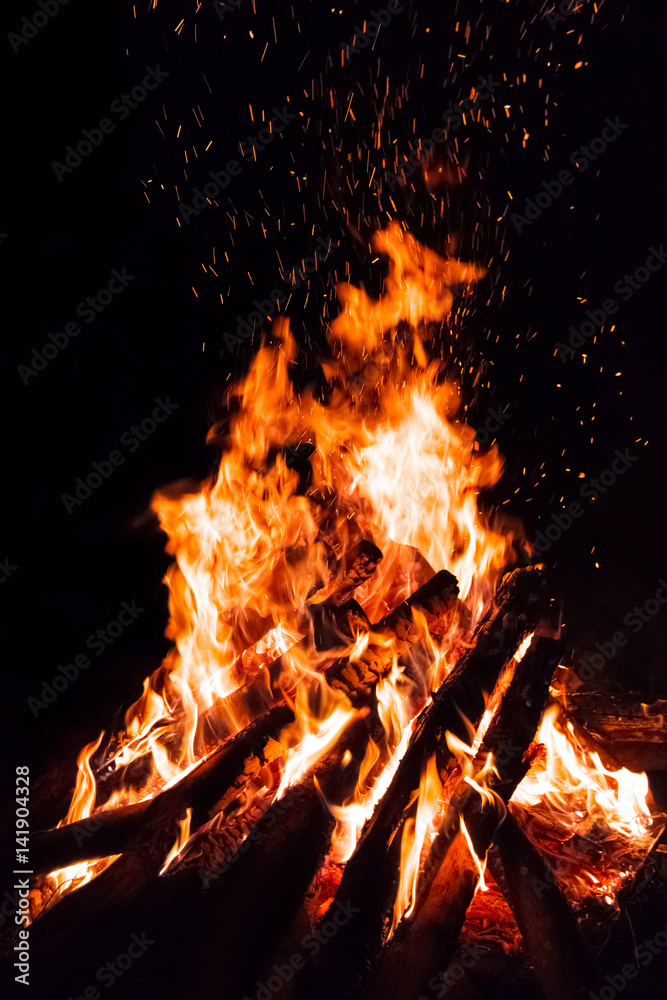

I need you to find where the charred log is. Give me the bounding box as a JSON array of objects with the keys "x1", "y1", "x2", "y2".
[
  {"x1": 292, "y1": 566, "x2": 550, "y2": 1000},
  {"x1": 365, "y1": 635, "x2": 563, "y2": 1000},
  {"x1": 192, "y1": 711, "x2": 382, "y2": 1000},
  {"x1": 29, "y1": 571, "x2": 459, "y2": 877},
  {"x1": 30, "y1": 703, "x2": 293, "y2": 876},
  {"x1": 487, "y1": 810, "x2": 601, "y2": 1000},
  {"x1": 564, "y1": 692, "x2": 667, "y2": 772}
]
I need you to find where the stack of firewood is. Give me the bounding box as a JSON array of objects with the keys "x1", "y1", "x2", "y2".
[{"x1": 5, "y1": 558, "x2": 666, "y2": 1000}]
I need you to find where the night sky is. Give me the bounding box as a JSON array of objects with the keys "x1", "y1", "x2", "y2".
[{"x1": 2, "y1": 0, "x2": 667, "y2": 830}]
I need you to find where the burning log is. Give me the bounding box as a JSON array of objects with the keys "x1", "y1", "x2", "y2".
[
  {"x1": 323, "y1": 537, "x2": 385, "y2": 605},
  {"x1": 34, "y1": 710, "x2": 382, "y2": 999},
  {"x1": 227, "y1": 537, "x2": 384, "y2": 653},
  {"x1": 486, "y1": 810, "x2": 601, "y2": 1000},
  {"x1": 29, "y1": 570, "x2": 459, "y2": 876},
  {"x1": 200, "y1": 561, "x2": 458, "y2": 745},
  {"x1": 191, "y1": 711, "x2": 383, "y2": 1000},
  {"x1": 595, "y1": 824, "x2": 667, "y2": 988},
  {"x1": 326, "y1": 566, "x2": 460, "y2": 704},
  {"x1": 564, "y1": 692, "x2": 667, "y2": 771},
  {"x1": 365, "y1": 635, "x2": 563, "y2": 1000},
  {"x1": 21, "y1": 539, "x2": 383, "y2": 834},
  {"x1": 198, "y1": 595, "x2": 371, "y2": 747},
  {"x1": 292, "y1": 566, "x2": 550, "y2": 1000},
  {"x1": 30, "y1": 777, "x2": 188, "y2": 946}
]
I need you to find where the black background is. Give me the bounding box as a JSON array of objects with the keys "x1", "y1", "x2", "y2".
[{"x1": 0, "y1": 0, "x2": 666, "y2": 958}]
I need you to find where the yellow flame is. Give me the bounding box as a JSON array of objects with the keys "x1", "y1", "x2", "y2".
[
  {"x1": 460, "y1": 814, "x2": 489, "y2": 893},
  {"x1": 160, "y1": 807, "x2": 192, "y2": 875},
  {"x1": 44, "y1": 224, "x2": 653, "y2": 930},
  {"x1": 392, "y1": 754, "x2": 442, "y2": 932}
]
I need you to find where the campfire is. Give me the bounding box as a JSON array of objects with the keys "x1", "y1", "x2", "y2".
[{"x1": 12, "y1": 225, "x2": 665, "y2": 999}]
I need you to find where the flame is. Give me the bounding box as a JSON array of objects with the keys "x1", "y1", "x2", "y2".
[
  {"x1": 384, "y1": 634, "x2": 532, "y2": 936},
  {"x1": 392, "y1": 754, "x2": 442, "y2": 932},
  {"x1": 34, "y1": 734, "x2": 120, "y2": 916},
  {"x1": 64, "y1": 732, "x2": 104, "y2": 825},
  {"x1": 460, "y1": 814, "x2": 489, "y2": 893},
  {"x1": 46, "y1": 226, "x2": 506, "y2": 853},
  {"x1": 276, "y1": 684, "x2": 362, "y2": 798},
  {"x1": 38, "y1": 223, "x2": 656, "y2": 928},
  {"x1": 160, "y1": 808, "x2": 192, "y2": 875},
  {"x1": 513, "y1": 702, "x2": 654, "y2": 902}
]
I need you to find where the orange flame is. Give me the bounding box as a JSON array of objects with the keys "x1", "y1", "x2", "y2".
[
  {"x1": 513, "y1": 702, "x2": 654, "y2": 903},
  {"x1": 160, "y1": 808, "x2": 192, "y2": 875},
  {"x1": 35, "y1": 734, "x2": 120, "y2": 916},
  {"x1": 392, "y1": 754, "x2": 442, "y2": 932},
  {"x1": 39, "y1": 223, "x2": 655, "y2": 927}
]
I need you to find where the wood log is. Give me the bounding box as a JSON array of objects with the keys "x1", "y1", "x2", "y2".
[
  {"x1": 29, "y1": 703, "x2": 293, "y2": 875},
  {"x1": 207, "y1": 547, "x2": 452, "y2": 731},
  {"x1": 27, "y1": 595, "x2": 365, "y2": 877},
  {"x1": 225, "y1": 537, "x2": 383, "y2": 653},
  {"x1": 31, "y1": 710, "x2": 382, "y2": 1000},
  {"x1": 595, "y1": 827, "x2": 667, "y2": 986},
  {"x1": 292, "y1": 566, "x2": 550, "y2": 1000},
  {"x1": 19, "y1": 539, "x2": 382, "y2": 839},
  {"x1": 191, "y1": 710, "x2": 384, "y2": 1000},
  {"x1": 197, "y1": 596, "x2": 371, "y2": 747},
  {"x1": 326, "y1": 568, "x2": 460, "y2": 704},
  {"x1": 30, "y1": 776, "x2": 188, "y2": 950},
  {"x1": 22, "y1": 571, "x2": 459, "y2": 997},
  {"x1": 200, "y1": 561, "x2": 457, "y2": 744},
  {"x1": 365, "y1": 635, "x2": 563, "y2": 1000},
  {"x1": 322, "y1": 537, "x2": 384, "y2": 605},
  {"x1": 563, "y1": 693, "x2": 667, "y2": 771},
  {"x1": 29, "y1": 570, "x2": 459, "y2": 876},
  {"x1": 488, "y1": 810, "x2": 600, "y2": 1000}
]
